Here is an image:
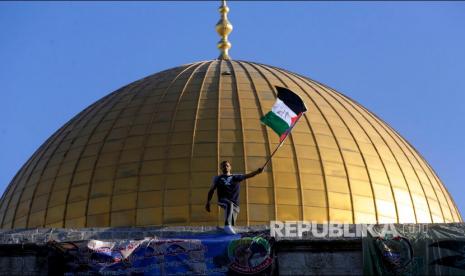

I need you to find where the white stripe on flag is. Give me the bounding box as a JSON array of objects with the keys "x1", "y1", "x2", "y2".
[{"x1": 271, "y1": 98, "x2": 297, "y2": 127}]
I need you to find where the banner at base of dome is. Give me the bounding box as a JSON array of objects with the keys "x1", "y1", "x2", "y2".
[
  {"x1": 363, "y1": 223, "x2": 465, "y2": 275},
  {"x1": 50, "y1": 230, "x2": 275, "y2": 275}
]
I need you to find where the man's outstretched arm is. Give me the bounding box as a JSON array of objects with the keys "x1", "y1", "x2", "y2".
[
  {"x1": 205, "y1": 180, "x2": 217, "y2": 212},
  {"x1": 244, "y1": 168, "x2": 264, "y2": 179}
]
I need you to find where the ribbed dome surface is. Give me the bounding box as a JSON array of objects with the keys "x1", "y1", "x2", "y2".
[{"x1": 0, "y1": 60, "x2": 461, "y2": 228}]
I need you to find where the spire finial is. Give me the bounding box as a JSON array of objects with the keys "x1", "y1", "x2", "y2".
[{"x1": 216, "y1": 0, "x2": 233, "y2": 60}]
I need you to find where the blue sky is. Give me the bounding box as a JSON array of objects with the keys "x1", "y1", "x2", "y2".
[{"x1": 1, "y1": 2, "x2": 464, "y2": 216}]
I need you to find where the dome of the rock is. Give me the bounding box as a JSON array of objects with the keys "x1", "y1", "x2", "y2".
[{"x1": 0, "y1": 60, "x2": 461, "y2": 228}]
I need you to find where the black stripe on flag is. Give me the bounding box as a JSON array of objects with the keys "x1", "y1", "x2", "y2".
[{"x1": 276, "y1": 86, "x2": 307, "y2": 114}]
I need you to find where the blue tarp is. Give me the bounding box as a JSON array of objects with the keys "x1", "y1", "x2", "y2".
[{"x1": 53, "y1": 230, "x2": 275, "y2": 275}]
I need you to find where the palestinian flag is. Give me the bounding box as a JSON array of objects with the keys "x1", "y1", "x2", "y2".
[{"x1": 260, "y1": 86, "x2": 307, "y2": 142}]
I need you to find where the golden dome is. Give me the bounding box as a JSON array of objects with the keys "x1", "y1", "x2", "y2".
[{"x1": 0, "y1": 60, "x2": 461, "y2": 228}]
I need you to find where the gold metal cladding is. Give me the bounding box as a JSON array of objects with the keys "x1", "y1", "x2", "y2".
[
  {"x1": 0, "y1": 60, "x2": 461, "y2": 229},
  {"x1": 216, "y1": 0, "x2": 233, "y2": 60}
]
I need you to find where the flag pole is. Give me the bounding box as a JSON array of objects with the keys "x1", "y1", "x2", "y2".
[{"x1": 261, "y1": 112, "x2": 305, "y2": 170}]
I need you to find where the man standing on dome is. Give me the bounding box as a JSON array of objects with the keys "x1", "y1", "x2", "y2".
[{"x1": 205, "y1": 161, "x2": 263, "y2": 234}]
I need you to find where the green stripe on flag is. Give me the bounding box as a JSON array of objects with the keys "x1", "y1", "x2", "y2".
[{"x1": 260, "y1": 111, "x2": 290, "y2": 136}]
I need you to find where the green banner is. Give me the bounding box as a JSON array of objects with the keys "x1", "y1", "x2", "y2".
[{"x1": 363, "y1": 223, "x2": 465, "y2": 275}]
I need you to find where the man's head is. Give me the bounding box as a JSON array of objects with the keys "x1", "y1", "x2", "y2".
[{"x1": 220, "y1": 160, "x2": 231, "y2": 174}]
